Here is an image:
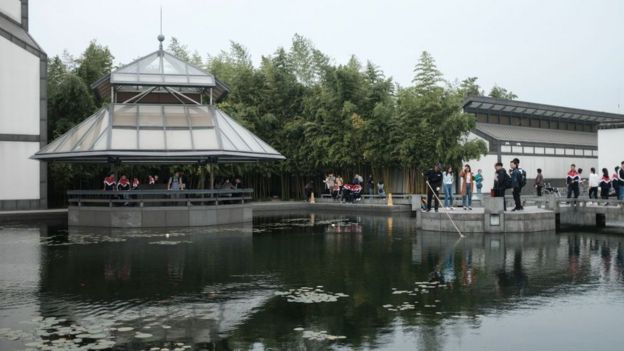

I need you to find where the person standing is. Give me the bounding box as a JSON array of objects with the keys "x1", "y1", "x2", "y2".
[
  {"x1": 619, "y1": 162, "x2": 624, "y2": 200},
  {"x1": 588, "y1": 167, "x2": 599, "y2": 200},
  {"x1": 566, "y1": 164, "x2": 580, "y2": 199},
  {"x1": 168, "y1": 172, "x2": 181, "y2": 191},
  {"x1": 600, "y1": 168, "x2": 612, "y2": 200},
  {"x1": 424, "y1": 164, "x2": 443, "y2": 212},
  {"x1": 304, "y1": 181, "x2": 315, "y2": 202},
  {"x1": 335, "y1": 175, "x2": 344, "y2": 198},
  {"x1": 510, "y1": 158, "x2": 524, "y2": 211},
  {"x1": 493, "y1": 162, "x2": 510, "y2": 211},
  {"x1": 460, "y1": 164, "x2": 474, "y2": 210},
  {"x1": 534, "y1": 168, "x2": 545, "y2": 196},
  {"x1": 367, "y1": 175, "x2": 374, "y2": 196},
  {"x1": 612, "y1": 167, "x2": 621, "y2": 201},
  {"x1": 443, "y1": 166, "x2": 454, "y2": 210},
  {"x1": 474, "y1": 169, "x2": 484, "y2": 197},
  {"x1": 323, "y1": 173, "x2": 335, "y2": 194}
]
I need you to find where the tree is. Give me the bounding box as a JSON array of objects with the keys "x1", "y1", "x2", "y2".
[
  {"x1": 489, "y1": 85, "x2": 518, "y2": 100},
  {"x1": 74, "y1": 40, "x2": 114, "y2": 95},
  {"x1": 458, "y1": 77, "x2": 483, "y2": 98},
  {"x1": 412, "y1": 51, "x2": 444, "y2": 94}
]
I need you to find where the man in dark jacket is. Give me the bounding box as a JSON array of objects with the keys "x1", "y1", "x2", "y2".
[
  {"x1": 493, "y1": 162, "x2": 509, "y2": 211},
  {"x1": 619, "y1": 161, "x2": 624, "y2": 200},
  {"x1": 425, "y1": 163, "x2": 443, "y2": 212},
  {"x1": 510, "y1": 158, "x2": 524, "y2": 211}
]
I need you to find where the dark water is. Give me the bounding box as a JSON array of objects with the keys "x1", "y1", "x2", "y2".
[{"x1": 1, "y1": 213, "x2": 624, "y2": 350}]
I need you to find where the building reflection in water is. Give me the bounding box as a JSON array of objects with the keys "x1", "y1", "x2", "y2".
[{"x1": 1, "y1": 215, "x2": 624, "y2": 350}]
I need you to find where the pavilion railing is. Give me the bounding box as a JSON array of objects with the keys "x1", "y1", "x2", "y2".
[{"x1": 67, "y1": 189, "x2": 254, "y2": 208}]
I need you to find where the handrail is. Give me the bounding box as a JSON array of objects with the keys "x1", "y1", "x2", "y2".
[
  {"x1": 67, "y1": 188, "x2": 254, "y2": 208},
  {"x1": 67, "y1": 188, "x2": 253, "y2": 196}
]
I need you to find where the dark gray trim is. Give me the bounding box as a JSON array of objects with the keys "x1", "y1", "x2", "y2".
[
  {"x1": 0, "y1": 11, "x2": 44, "y2": 58},
  {"x1": 0, "y1": 198, "x2": 44, "y2": 211},
  {"x1": 20, "y1": 0, "x2": 28, "y2": 31},
  {"x1": 598, "y1": 122, "x2": 624, "y2": 130},
  {"x1": 464, "y1": 96, "x2": 624, "y2": 124},
  {"x1": 0, "y1": 2, "x2": 47, "y2": 209},
  {"x1": 0, "y1": 134, "x2": 39, "y2": 142}
]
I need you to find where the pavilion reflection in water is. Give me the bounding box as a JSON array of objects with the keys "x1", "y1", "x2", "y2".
[{"x1": 27, "y1": 216, "x2": 624, "y2": 349}]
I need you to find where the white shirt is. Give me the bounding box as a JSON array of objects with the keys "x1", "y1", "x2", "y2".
[
  {"x1": 466, "y1": 173, "x2": 472, "y2": 184},
  {"x1": 588, "y1": 173, "x2": 600, "y2": 187}
]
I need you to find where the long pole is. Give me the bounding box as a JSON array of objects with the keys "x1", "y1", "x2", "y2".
[{"x1": 425, "y1": 180, "x2": 465, "y2": 238}]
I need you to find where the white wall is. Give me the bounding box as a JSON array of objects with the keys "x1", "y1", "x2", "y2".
[
  {"x1": 0, "y1": 0, "x2": 21, "y2": 23},
  {"x1": 0, "y1": 141, "x2": 40, "y2": 200},
  {"x1": 465, "y1": 154, "x2": 499, "y2": 192},
  {"x1": 465, "y1": 132, "x2": 598, "y2": 190},
  {"x1": 0, "y1": 35, "x2": 40, "y2": 135},
  {"x1": 598, "y1": 128, "x2": 624, "y2": 173},
  {"x1": 500, "y1": 155, "x2": 596, "y2": 185}
]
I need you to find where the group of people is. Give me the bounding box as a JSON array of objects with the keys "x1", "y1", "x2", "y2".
[
  {"x1": 424, "y1": 159, "x2": 624, "y2": 213},
  {"x1": 425, "y1": 158, "x2": 526, "y2": 212},
  {"x1": 103, "y1": 173, "x2": 140, "y2": 191},
  {"x1": 566, "y1": 162, "x2": 624, "y2": 200},
  {"x1": 320, "y1": 173, "x2": 386, "y2": 200},
  {"x1": 425, "y1": 164, "x2": 485, "y2": 212}
]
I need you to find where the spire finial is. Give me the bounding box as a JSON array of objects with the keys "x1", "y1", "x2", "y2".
[{"x1": 157, "y1": 6, "x2": 165, "y2": 52}]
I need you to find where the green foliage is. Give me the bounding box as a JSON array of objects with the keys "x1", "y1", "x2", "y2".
[
  {"x1": 489, "y1": 85, "x2": 518, "y2": 100},
  {"x1": 75, "y1": 40, "x2": 114, "y2": 92},
  {"x1": 46, "y1": 36, "x2": 495, "y2": 201}
]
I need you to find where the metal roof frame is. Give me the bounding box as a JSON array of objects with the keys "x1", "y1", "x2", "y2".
[{"x1": 464, "y1": 96, "x2": 624, "y2": 124}]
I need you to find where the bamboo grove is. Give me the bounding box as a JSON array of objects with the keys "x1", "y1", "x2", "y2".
[{"x1": 45, "y1": 35, "x2": 520, "y2": 205}]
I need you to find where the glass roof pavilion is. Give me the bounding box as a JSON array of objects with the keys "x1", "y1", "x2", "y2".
[{"x1": 33, "y1": 36, "x2": 284, "y2": 164}]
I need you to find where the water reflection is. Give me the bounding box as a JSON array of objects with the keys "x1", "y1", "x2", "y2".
[{"x1": 0, "y1": 214, "x2": 623, "y2": 350}]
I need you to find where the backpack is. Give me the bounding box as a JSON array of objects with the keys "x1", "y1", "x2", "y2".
[
  {"x1": 504, "y1": 172, "x2": 512, "y2": 189},
  {"x1": 519, "y1": 168, "x2": 527, "y2": 188}
]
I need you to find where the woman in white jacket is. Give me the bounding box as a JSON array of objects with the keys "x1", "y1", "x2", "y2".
[{"x1": 443, "y1": 166, "x2": 454, "y2": 210}]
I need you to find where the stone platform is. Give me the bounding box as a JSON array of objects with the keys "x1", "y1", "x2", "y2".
[
  {"x1": 416, "y1": 198, "x2": 556, "y2": 233},
  {"x1": 68, "y1": 205, "x2": 252, "y2": 228}
]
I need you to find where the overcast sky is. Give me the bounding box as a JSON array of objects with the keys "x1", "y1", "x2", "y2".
[{"x1": 30, "y1": 0, "x2": 624, "y2": 113}]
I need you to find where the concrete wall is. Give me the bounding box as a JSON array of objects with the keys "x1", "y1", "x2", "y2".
[
  {"x1": 0, "y1": 35, "x2": 40, "y2": 135},
  {"x1": 0, "y1": 0, "x2": 22, "y2": 23},
  {"x1": 0, "y1": 141, "x2": 40, "y2": 199},
  {"x1": 68, "y1": 205, "x2": 253, "y2": 228},
  {"x1": 598, "y1": 128, "x2": 623, "y2": 173},
  {"x1": 0, "y1": 11, "x2": 47, "y2": 210}
]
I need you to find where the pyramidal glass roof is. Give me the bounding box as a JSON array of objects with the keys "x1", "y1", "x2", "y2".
[
  {"x1": 32, "y1": 104, "x2": 285, "y2": 164},
  {"x1": 110, "y1": 51, "x2": 216, "y2": 87}
]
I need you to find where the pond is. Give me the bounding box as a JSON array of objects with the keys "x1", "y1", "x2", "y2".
[{"x1": 0, "y1": 212, "x2": 623, "y2": 350}]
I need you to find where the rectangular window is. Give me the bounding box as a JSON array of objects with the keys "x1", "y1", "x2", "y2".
[
  {"x1": 477, "y1": 114, "x2": 487, "y2": 123},
  {"x1": 512, "y1": 146, "x2": 522, "y2": 153},
  {"x1": 545, "y1": 147, "x2": 555, "y2": 154},
  {"x1": 556, "y1": 148, "x2": 565, "y2": 155},
  {"x1": 535, "y1": 147, "x2": 545, "y2": 154},
  {"x1": 549, "y1": 121, "x2": 558, "y2": 129},
  {"x1": 593, "y1": 150, "x2": 599, "y2": 156},
  {"x1": 583, "y1": 124, "x2": 592, "y2": 132},
  {"x1": 510, "y1": 117, "x2": 520, "y2": 126},
  {"x1": 540, "y1": 120, "x2": 549, "y2": 129},
  {"x1": 584, "y1": 149, "x2": 593, "y2": 156},
  {"x1": 568, "y1": 123, "x2": 576, "y2": 131},
  {"x1": 501, "y1": 145, "x2": 512, "y2": 153},
  {"x1": 524, "y1": 146, "x2": 534, "y2": 154},
  {"x1": 565, "y1": 148, "x2": 575, "y2": 155},
  {"x1": 559, "y1": 122, "x2": 568, "y2": 130},
  {"x1": 531, "y1": 119, "x2": 540, "y2": 128},
  {"x1": 574, "y1": 149, "x2": 584, "y2": 156},
  {"x1": 499, "y1": 115, "x2": 509, "y2": 125},
  {"x1": 521, "y1": 118, "x2": 530, "y2": 127}
]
